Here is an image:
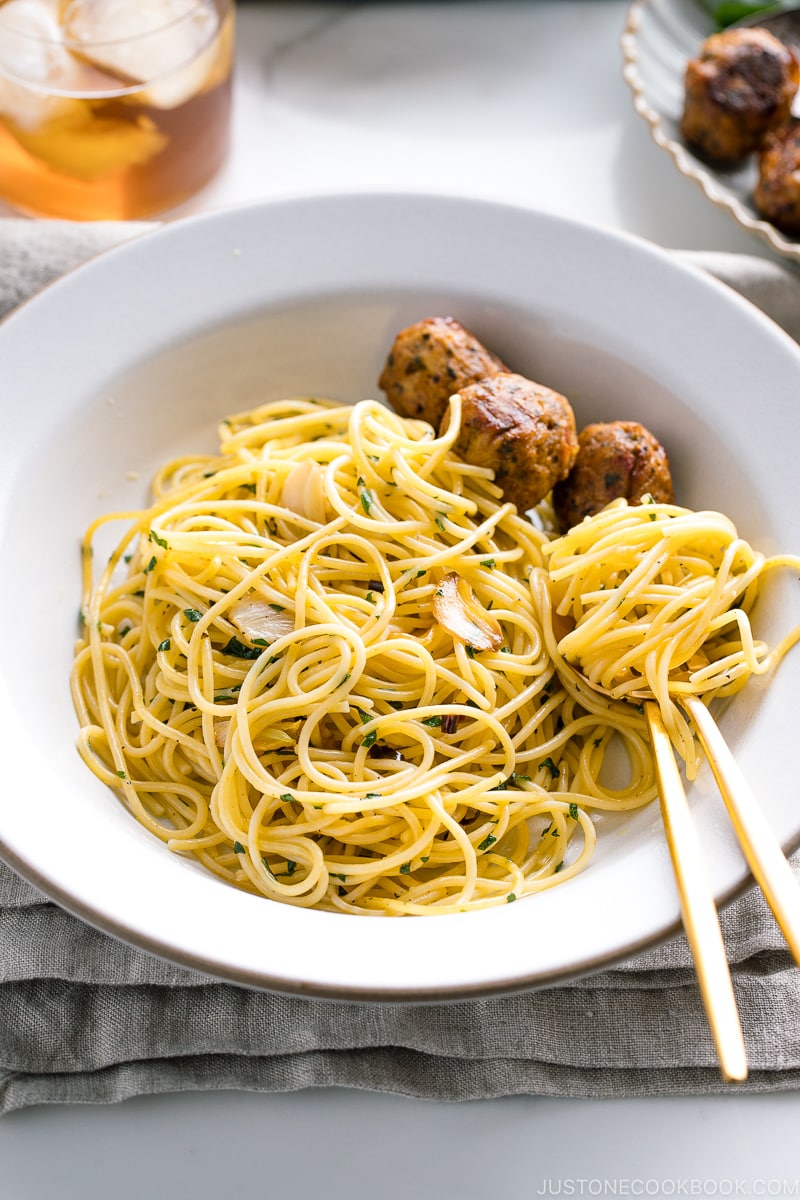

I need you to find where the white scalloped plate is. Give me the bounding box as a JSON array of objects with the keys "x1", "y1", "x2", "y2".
[
  {"x1": 1, "y1": 193, "x2": 800, "y2": 999},
  {"x1": 623, "y1": 0, "x2": 800, "y2": 261}
]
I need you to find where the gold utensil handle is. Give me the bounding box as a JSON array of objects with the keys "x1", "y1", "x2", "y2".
[
  {"x1": 683, "y1": 694, "x2": 800, "y2": 968},
  {"x1": 646, "y1": 702, "x2": 748, "y2": 1083}
]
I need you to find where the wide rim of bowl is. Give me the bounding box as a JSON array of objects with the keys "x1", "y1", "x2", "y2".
[
  {"x1": 1, "y1": 190, "x2": 799, "y2": 1000},
  {"x1": 621, "y1": 0, "x2": 800, "y2": 262}
]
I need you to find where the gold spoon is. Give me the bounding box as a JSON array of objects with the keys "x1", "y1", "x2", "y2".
[
  {"x1": 582, "y1": 670, "x2": 800, "y2": 1079},
  {"x1": 682, "y1": 694, "x2": 800, "y2": 967},
  {"x1": 578, "y1": 675, "x2": 748, "y2": 1083},
  {"x1": 637, "y1": 699, "x2": 748, "y2": 1082}
]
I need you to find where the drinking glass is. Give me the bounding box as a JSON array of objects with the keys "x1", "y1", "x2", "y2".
[{"x1": 0, "y1": 0, "x2": 234, "y2": 219}]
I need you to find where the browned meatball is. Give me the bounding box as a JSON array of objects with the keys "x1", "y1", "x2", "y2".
[
  {"x1": 681, "y1": 27, "x2": 799, "y2": 162},
  {"x1": 552, "y1": 421, "x2": 674, "y2": 532},
  {"x1": 448, "y1": 373, "x2": 579, "y2": 513},
  {"x1": 754, "y1": 120, "x2": 800, "y2": 231},
  {"x1": 379, "y1": 316, "x2": 505, "y2": 428}
]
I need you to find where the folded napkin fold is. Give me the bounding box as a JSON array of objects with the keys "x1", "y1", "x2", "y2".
[{"x1": 1, "y1": 219, "x2": 799, "y2": 1114}]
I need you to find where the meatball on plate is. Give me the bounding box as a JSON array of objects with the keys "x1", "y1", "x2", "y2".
[{"x1": 623, "y1": 0, "x2": 800, "y2": 261}]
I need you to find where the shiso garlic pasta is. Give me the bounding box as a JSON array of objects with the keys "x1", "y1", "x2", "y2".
[
  {"x1": 72, "y1": 395, "x2": 660, "y2": 914},
  {"x1": 543, "y1": 497, "x2": 800, "y2": 780}
]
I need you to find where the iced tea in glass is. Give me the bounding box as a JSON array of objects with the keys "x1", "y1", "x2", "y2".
[{"x1": 0, "y1": 0, "x2": 233, "y2": 219}]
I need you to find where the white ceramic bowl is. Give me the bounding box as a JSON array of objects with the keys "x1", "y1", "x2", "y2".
[{"x1": 1, "y1": 193, "x2": 799, "y2": 999}]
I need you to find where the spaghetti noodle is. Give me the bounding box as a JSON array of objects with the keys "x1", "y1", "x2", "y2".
[
  {"x1": 543, "y1": 497, "x2": 800, "y2": 779},
  {"x1": 72, "y1": 396, "x2": 658, "y2": 914}
]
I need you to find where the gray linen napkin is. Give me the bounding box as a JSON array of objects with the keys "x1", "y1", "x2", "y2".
[{"x1": 1, "y1": 219, "x2": 800, "y2": 1113}]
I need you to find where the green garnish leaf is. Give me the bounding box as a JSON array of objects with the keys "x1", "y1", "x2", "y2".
[
  {"x1": 362, "y1": 730, "x2": 378, "y2": 748},
  {"x1": 233, "y1": 841, "x2": 245, "y2": 854},
  {"x1": 223, "y1": 636, "x2": 261, "y2": 660},
  {"x1": 149, "y1": 530, "x2": 168, "y2": 549},
  {"x1": 184, "y1": 608, "x2": 202, "y2": 622},
  {"x1": 480, "y1": 558, "x2": 496, "y2": 569},
  {"x1": 422, "y1": 715, "x2": 442, "y2": 727},
  {"x1": 434, "y1": 512, "x2": 446, "y2": 532},
  {"x1": 540, "y1": 756, "x2": 559, "y2": 779},
  {"x1": 157, "y1": 638, "x2": 171, "y2": 652},
  {"x1": 360, "y1": 488, "x2": 373, "y2": 516},
  {"x1": 143, "y1": 555, "x2": 157, "y2": 574},
  {"x1": 507, "y1": 892, "x2": 517, "y2": 903},
  {"x1": 478, "y1": 833, "x2": 497, "y2": 852},
  {"x1": 279, "y1": 793, "x2": 295, "y2": 803},
  {"x1": 399, "y1": 863, "x2": 411, "y2": 875},
  {"x1": 569, "y1": 802, "x2": 579, "y2": 820}
]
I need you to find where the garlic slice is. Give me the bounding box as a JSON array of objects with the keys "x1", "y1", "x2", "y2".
[
  {"x1": 432, "y1": 572, "x2": 503, "y2": 652},
  {"x1": 214, "y1": 720, "x2": 294, "y2": 751},
  {"x1": 229, "y1": 597, "x2": 295, "y2": 644},
  {"x1": 281, "y1": 460, "x2": 328, "y2": 524}
]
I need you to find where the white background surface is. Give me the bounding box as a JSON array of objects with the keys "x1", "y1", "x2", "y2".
[{"x1": 1, "y1": 2, "x2": 799, "y2": 1195}]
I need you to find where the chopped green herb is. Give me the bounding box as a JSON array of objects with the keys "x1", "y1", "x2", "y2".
[
  {"x1": 415, "y1": 569, "x2": 426, "y2": 578},
  {"x1": 507, "y1": 892, "x2": 517, "y2": 904},
  {"x1": 356, "y1": 708, "x2": 373, "y2": 726},
  {"x1": 389, "y1": 700, "x2": 404, "y2": 710},
  {"x1": 279, "y1": 793, "x2": 294, "y2": 803},
  {"x1": 184, "y1": 608, "x2": 202, "y2": 622},
  {"x1": 554, "y1": 862, "x2": 564, "y2": 874},
  {"x1": 360, "y1": 487, "x2": 373, "y2": 516},
  {"x1": 422, "y1": 715, "x2": 442, "y2": 727},
  {"x1": 569, "y1": 802, "x2": 579, "y2": 820},
  {"x1": 157, "y1": 638, "x2": 171, "y2": 652},
  {"x1": 213, "y1": 686, "x2": 241, "y2": 702},
  {"x1": 480, "y1": 558, "x2": 496, "y2": 569},
  {"x1": 434, "y1": 513, "x2": 446, "y2": 532},
  {"x1": 143, "y1": 555, "x2": 157, "y2": 574},
  {"x1": 478, "y1": 833, "x2": 497, "y2": 852},
  {"x1": 149, "y1": 530, "x2": 168, "y2": 549},
  {"x1": 223, "y1": 636, "x2": 261, "y2": 660},
  {"x1": 421, "y1": 856, "x2": 429, "y2": 864},
  {"x1": 268, "y1": 603, "x2": 285, "y2": 613},
  {"x1": 540, "y1": 756, "x2": 559, "y2": 779},
  {"x1": 116, "y1": 770, "x2": 126, "y2": 779},
  {"x1": 551, "y1": 828, "x2": 560, "y2": 838},
  {"x1": 233, "y1": 841, "x2": 245, "y2": 854},
  {"x1": 285, "y1": 860, "x2": 297, "y2": 877},
  {"x1": 399, "y1": 863, "x2": 411, "y2": 875},
  {"x1": 362, "y1": 730, "x2": 378, "y2": 749},
  {"x1": 365, "y1": 792, "x2": 381, "y2": 799},
  {"x1": 465, "y1": 645, "x2": 476, "y2": 659},
  {"x1": 365, "y1": 591, "x2": 375, "y2": 603}
]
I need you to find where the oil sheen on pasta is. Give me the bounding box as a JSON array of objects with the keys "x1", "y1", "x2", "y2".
[
  {"x1": 72, "y1": 397, "x2": 670, "y2": 913},
  {"x1": 72, "y1": 400, "x2": 800, "y2": 913}
]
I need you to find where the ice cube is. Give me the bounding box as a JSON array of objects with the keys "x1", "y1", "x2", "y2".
[
  {"x1": 0, "y1": 0, "x2": 80, "y2": 129},
  {"x1": 62, "y1": 0, "x2": 220, "y2": 108}
]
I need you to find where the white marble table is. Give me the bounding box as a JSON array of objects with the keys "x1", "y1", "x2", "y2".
[{"x1": 2, "y1": 4, "x2": 799, "y2": 1196}]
